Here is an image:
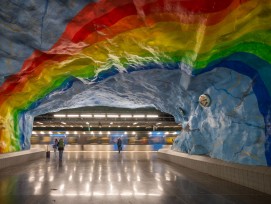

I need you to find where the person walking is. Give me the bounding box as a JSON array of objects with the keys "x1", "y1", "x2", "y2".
[
  {"x1": 117, "y1": 137, "x2": 122, "y2": 154},
  {"x1": 57, "y1": 138, "x2": 65, "y2": 161},
  {"x1": 53, "y1": 138, "x2": 58, "y2": 158}
]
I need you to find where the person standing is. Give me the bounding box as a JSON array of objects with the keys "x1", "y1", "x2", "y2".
[
  {"x1": 53, "y1": 138, "x2": 58, "y2": 158},
  {"x1": 57, "y1": 138, "x2": 65, "y2": 161},
  {"x1": 117, "y1": 137, "x2": 122, "y2": 154}
]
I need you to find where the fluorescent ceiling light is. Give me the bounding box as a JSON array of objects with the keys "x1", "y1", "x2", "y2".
[
  {"x1": 94, "y1": 114, "x2": 106, "y2": 118},
  {"x1": 99, "y1": 131, "x2": 102, "y2": 135},
  {"x1": 86, "y1": 122, "x2": 89, "y2": 124},
  {"x1": 61, "y1": 122, "x2": 66, "y2": 124},
  {"x1": 67, "y1": 114, "x2": 79, "y2": 118},
  {"x1": 49, "y1": 131, "x2": 53, "y2": 134},
  {"x1": 124, "y1": 132, "x2": 127, "y2": 134},
  {"x1": 54, "y1": 114, "x2": 66, "y2": 117},
  {"x1": 146, "y1": 115, "x2": 159, "y2": 118},
  {"x1": 80, "y1": 114, "x2": 92, "y2": 118},
  {"x1": 66, "y1": 131, "x2": 69, "y2": 134},
  {"x1": 132, "y1": 131, "x2": 136, "y2": 135},
  {"x1": 133, "y1": 122, "x2": 138, "y2": 125},
  {"x1": 110, "y1": 122, "x2": 113, "y2": 125},
  {"x1": 36, "y1": 122, "x2": 43, "y2": 124},
  {"x1": 120, "y1": 114, "x2": 132, "y2": 118},
  {"x1": 32, "y1": 131, "x2": 36, "y2": 134},
  {"x1": 133, "y1": 115, "x2": 145, "y2": 118},
  {"x1": 40, "y1": 131, "x2": 45, "y2": 134},
  {"x1": 74, "y1": 131, "x2": 77, "y2": 134},
  {"x1": 165, "y1": 132, "x2": 169, "y2": 135},
  {"x1": 107, "y1": 131, "x2": 110, "y2": 134},
  {"x1": 107, "y1": 114, "x2": 119, "y2": 118},
  {"x1": 156, "y1": 122, "x2": 162, "y2": 125}
]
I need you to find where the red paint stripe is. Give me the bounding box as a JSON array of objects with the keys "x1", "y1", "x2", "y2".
[{"x1": 72, "y1": 3, "x2": 138, "y2": 43}]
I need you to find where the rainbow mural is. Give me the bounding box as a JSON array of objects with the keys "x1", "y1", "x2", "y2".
[{"x1": 0, "y1": 0, "x2": 271, "y2": 165}]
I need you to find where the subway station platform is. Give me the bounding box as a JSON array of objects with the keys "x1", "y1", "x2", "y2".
[{"x1": 0, "y1": 152, "x2": 271, "y2": 204}]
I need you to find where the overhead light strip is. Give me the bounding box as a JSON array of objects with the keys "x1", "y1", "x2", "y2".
[
  {"x1": 80, "y1": 114, "x2": 92, "y2": 118},
  {"x1": 54, "y1": 114, "x2": 66, "y2": 118},
  {"x1": 94, "y1": 114, "x2": 106, "y2": 118},
  {"x1": 146, "y1": 115, "x2": 159, "y2": 118},
  {"x1": 133, "y1": 115, "x2": 145, "y2": 118},
  {"x1": 120, "y1": 114, "x2": 132, "y2": 118},
  {"x1": 107, "y1": 114, "x2": 119, "y2": 118},
  {"x1": 67, "y1": 114, "x2": 79, "y2": 118}
]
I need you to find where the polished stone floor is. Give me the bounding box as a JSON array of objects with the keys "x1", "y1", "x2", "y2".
[{"x1": 0, "y1": 152, "x2": 271, "y2": 204}]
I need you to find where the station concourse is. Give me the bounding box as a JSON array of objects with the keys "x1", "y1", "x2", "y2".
[
  {"x1": 1, "y1": 151, "x2": 271, "y2": 204},
  {"x1": 1, "y1": 0, "x2": 271, "y2": 203}
]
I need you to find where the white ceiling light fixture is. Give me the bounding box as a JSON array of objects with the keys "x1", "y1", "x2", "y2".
[
  {"x1": 107, "y1": 114, "x2": 119, "y2": 118},
  {"x1": 67, "y1": 114, "x2": 79, "y2": 118},
  {"x1": 94, "y1": 114, "x2": 106, "y2": 118},
  {"x1": 36, "y1": 122, "x2": 43, "y2": 124},
  {"x1": 133, "y1": 122, "x2": 138, "y2": 125},
  {"x1": 120, "y1": 114, "x2": 132, "y2": 118},
  {"x1": 54, "y1": 114, "x2": 66, "y2": 117},
  {"x1": 133, "y1": 115, "x2": 145, "y2": 118},
  {"x1": 146, "y1": 115, "x2": 159, "y2": 118},
  {"x1": 86, "y1": 122, "x2": 89, "y2": 124},
  {"x1": 66, "y1": 131, "x2": 69, "y2": 134},
  {"x1": 61, "y1": 122, "x2": 66, "y2": 124},
  {"x1": 32, "y1": 131, "x2": 36, "y2": 134},
  {"x1": 110, "y1": 122, "x2": 113, "y2": 125},
  {"x1": 80, "y1": 114, "x2": 92, "y2": 118},
  {"x1": 49, "y1": 131, "x2": 53, "y2": 134}
]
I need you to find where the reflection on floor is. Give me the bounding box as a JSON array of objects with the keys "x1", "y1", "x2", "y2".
[{"x1": 0, "y1": 152, "x2": 271, "y2": 204}]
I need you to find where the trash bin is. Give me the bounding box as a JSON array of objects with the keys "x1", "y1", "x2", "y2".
[{"x1": 46, "y1": 145, "x2": 50, "y2": 158}]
